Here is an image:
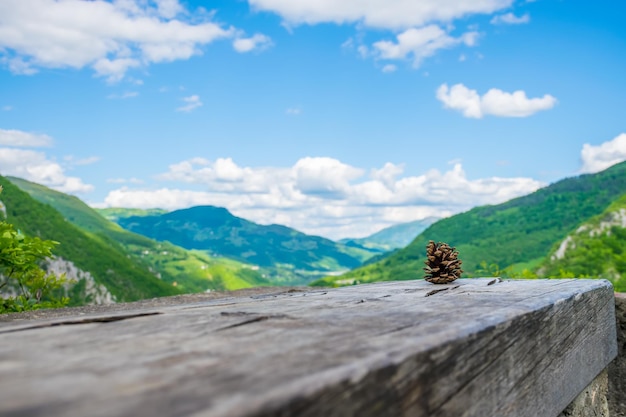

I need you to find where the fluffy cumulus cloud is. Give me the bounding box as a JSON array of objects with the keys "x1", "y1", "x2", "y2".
[
  {"x1": 490, "y1": 13, "x2": 530, "y2": 25},
  {"x1": 580, "y1": 133, "x2": 626, "y2": 174},
  {"x1": 101, "y1": 156, "x2": 544, "y2": 239},
  {"x1": 0, "y1": 128, "x2": 93, "y2": 193},
  {"x1": 0, "y1": 148, "x2": 93, "y2": 193},
  {"x1": 293, "y1": 157, "x2": 363, "y2": 198},
  {"x1": 436, "y1": 83, "x2": 557, "y2": 118},
  {"x1": 0, "y1": 128, "x2": 52, "y2": 147},
  {"x1": 233, "y1": 33, "x2": 273, "y2": 53},
  {"x1": 247, "y1": 0, "x2": 513, "y2": 29},
  {"x1": 373, "y1": 26, "x2": 478, "y2": 67},
  {"x1": 248, "y1": 0, "x2": 515, "y2": 68},
  {"x1": 0, "y1": 0, "x2": 270, "y2": 81}
]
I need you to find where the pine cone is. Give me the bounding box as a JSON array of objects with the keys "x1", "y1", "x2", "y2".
[{"x1": 423, "y1": 240, "x2": 463, "y2": 284}]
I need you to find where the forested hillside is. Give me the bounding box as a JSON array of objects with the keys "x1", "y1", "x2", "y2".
[
  {"x1": 0, "y1": 176, "x2": 180, "y2": 304},
  {"x1": 316, "y1": 161, "x2": 626, "y2": 286},
  {"x1": 539, "y1": 194, "x2": 626, "y2": 291},
  {"x1": 9, "y1": 177, "x2": 270, "y2": 293}
]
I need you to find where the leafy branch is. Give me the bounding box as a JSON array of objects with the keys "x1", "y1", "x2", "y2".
[{"x1": 0, "y1": 185, "x2": 69, "y2": 313}]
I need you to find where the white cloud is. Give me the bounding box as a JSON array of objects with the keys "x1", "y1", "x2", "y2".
[
  {"x1": 154, "y1": 0, "x2": 184, "y2": 19},
  {"x1": 247, "y1": 0, "x2": 513, "y2": 30},
  {"x1": 106, "y1": 91, "x2": 139, "y2": 99},
  {"x1": 0, "y1": 128, "x2": 52, "y2": 147},
  {"x1": 381, "y1": 64, "x2": 397, "y2": 73},
  {"x1": 247, "y1": 1, "x2": 522, "y2": 69},
  {"x1": 373, "y1": 25, "x2": 478, "y2": 67},
  {"x1": 100, "y1": 156, "x2": 543, "y2": 239},
  {"x1": 293, "y1": 157, "x2": 364, "y2": 197},
  {"x1": 0, "y1": 148, "x2": 93, "y2": 193},
  {"x1": 0, "y1": 0, "x2": 234, "y2": 81},
  {"x1": 580, "y1": 133, "x2": 626, "y2": 174},
  {"x1": 436, "y1": 83, "x2": 557, "y2": 118},
  {"x1": 107, "y1": 177, "x2": 144, "y2": 184},
  {"x1": 357, "y1": 45, "x2": 369, "y2": 59},
  {"x1": 490, "y1": 13, "x2": 530, "y2": 25},
  {"x1": 233, "y1": 33, "x2": 273, "y2": 53},
  {"x1": 3, "y1": 57, "x2": 38, "y2": 75},
  {"x1": 286, "y1": 107, "x2": 302, "y2": 115},
  {"x1": 176, "y1": 95, "x2": 202, "y2": 112},
  {"x1": 63, "y1": 155, "x2": 100, "y2": 167}
]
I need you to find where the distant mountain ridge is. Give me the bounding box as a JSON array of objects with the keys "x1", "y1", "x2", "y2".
[
  {"x1": 340, "y1": 217, "x2": 441, "y2": 252},
  {"x1": 8, "y1": 176, "x2": 270, "y2": 294},
  {"x1": 315, "y1": 161, "x2": 626, "y2": 287},
  {"x1": 113, "y1": 205, "x2": 379, "y2": 284},
  {"x1": 98, "y1": 208, "x2": 168, "y2": 222}
]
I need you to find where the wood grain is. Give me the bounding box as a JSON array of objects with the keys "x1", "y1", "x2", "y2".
[{"x1": 0, "y1": 279, "x2": 617, "y2": 417}]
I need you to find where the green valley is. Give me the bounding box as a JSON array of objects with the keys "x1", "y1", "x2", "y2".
[{"x1": 111, "y1": 205, "x2": 379, "y2": 284}]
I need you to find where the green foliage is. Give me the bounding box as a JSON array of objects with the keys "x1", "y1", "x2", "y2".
[
  {"x1": 325, "y1": 161, "x2": 626, "y2": 287},
  {"x1": 470, "y1": 261, "x2": 538, "y2": 279},
  {"x1": 0, "y1": 186, "x2": 68, "y2": 313},
  {"x1": 0, "y1": 176, "x2": 180, "y2": 303},
  {"x1": 537, "y1": 194, "x2": 626, "y2": 292}
]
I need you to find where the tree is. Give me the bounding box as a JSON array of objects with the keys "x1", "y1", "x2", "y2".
[{"x1": 0, "y1": 185, "x2": 69, "y2": 313}]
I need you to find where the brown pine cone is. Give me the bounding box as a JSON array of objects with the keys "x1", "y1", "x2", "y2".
[{"x1": 423, "y1": 240, "x2": 463, "y2": 284}]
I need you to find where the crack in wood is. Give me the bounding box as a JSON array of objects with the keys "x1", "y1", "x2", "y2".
[
  {"x1": 220, "y1": 311, "x2": 258, "y2": 317},
  {"x1": 249, "y1": 289, "x2": 317, "y2": 300},
  {"x1": 425, "y1": 285, "x2": 460, "y2": 297},
  {"x1": 355, "y1": 297, "x2": 390, "y2": 304},
  {"x1": 181, "y1": 301, "x2": 241, "y2": 310},
  {"x1": 376, "y1": 323, "x2": 417, "y2": 336},
  {"x1": 0, "y1": 312, "x2": 162, "y2": 334},
  {"x1": 216, "y1": 313, "x2": 293, "y2": 331}
]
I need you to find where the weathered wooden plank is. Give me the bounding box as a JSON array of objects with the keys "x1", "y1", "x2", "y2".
[
  {"x1": 0, "y1": 279, "x2": 617, "y2": 417},
  {"x1": 608, "y1": 293, "x2": 626, "y2": 415}
]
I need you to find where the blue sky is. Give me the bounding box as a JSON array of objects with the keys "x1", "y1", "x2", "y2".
[{"x1": 1, "y1": 0, "x2": 625, "y2": 239}]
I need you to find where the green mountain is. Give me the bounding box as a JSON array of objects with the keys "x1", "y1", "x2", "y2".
[
  {"x1": 538, "y1": 194, "x2": 626, "y2": 291},
  {"x1": 98, "y1": 207, "x2": 169, "y2": 222},
  {"x1": 0, "y1": 176, "x2": 180, "y2": 304},
  {"x1": 315, "y1": 161, "x2": 626, "y2": 286},
  {"x1": 112, "y1": 206, "x2": 378, "y2": 284},
  {"x1": 8, "y1": 176, "x2": 270, "y2": 293},
  {"x1": 340, "y1": 217, "x2": 440, "y2": 252}
]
